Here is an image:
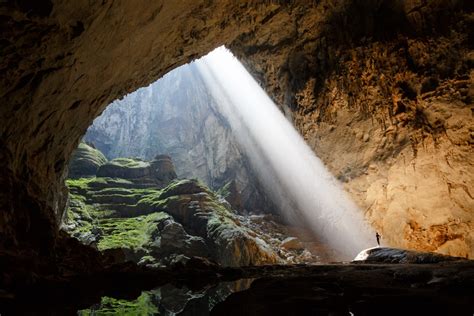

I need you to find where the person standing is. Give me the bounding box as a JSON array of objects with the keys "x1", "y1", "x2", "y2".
[{"x1": 375, "y1": 232, "x2": 381, "y2": 246}]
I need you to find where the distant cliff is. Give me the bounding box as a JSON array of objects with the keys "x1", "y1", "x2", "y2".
[{"x1": 84, "y1": 63, "x2": 270, "y2": 213}]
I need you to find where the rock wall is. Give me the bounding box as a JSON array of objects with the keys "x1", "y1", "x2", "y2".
[
  {"x1": 230, "y1": 0, "x2": 474, "y2": 257},
  {"x1": 84, "y1": 63, "x2": 270, "y2": 213},
  {"x1": 0, "y1": 0, "x2": 472, "y2": 263}
]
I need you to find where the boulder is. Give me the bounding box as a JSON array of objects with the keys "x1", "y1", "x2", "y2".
[
  {"x1": 155, "y1": 179, "x2": 280, "y2": 266},
  {"x1": 68, "y1": 142, "x2": 107, "y2": 178},
  {"x1": 151, "y1": 155, "x2": 178, "y2": 184},
  {"x1": 281, "y1": 237, "x2": 304, "y2": 250},
  {"x1": 150, "y1": 219, "x2": 208, "y2": 260},
  {"x1": 159, "y1": 178, "x2": 207, "y2": 199}
]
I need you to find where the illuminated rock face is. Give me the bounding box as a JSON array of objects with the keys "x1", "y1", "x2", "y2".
[
  {"x1": 84, "y1": 63, "x2": 270, "y2": 213},
  {"x1": 230, "y1": 2, "x2": 474, "y2": 258},
  {"x1": 0, "y1": 0, "x2": 472, "y2": 261}
]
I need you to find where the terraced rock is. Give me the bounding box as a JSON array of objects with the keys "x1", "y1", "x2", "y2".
[
  {"x1": 65, "y1": 174, "x2": 279, "y2": 267},
  {"x1": 97, "y1": 155, "x2": 177, "y2": 188}
]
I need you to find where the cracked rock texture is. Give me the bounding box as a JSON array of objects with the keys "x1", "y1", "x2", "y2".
[
  {"x1": 0, "y1": 0, "x2": 472, "y2": 264},
  {"x1": 230, "y1": 0, "x2": 474, "y2": 258}
]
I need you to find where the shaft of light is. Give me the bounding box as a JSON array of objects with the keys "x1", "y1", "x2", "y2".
[{"x1": 196, "y1": 47, "x2": 374, "y2": 259}]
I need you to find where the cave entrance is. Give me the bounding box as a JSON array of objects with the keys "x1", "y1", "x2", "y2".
[{"x1": 64, "y1": 47, "x2": 373, "y2": 271}]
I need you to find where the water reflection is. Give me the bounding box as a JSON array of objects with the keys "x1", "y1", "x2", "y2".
[{"x1": 78, "y1": 278, "x2": 254, "y2": 315}]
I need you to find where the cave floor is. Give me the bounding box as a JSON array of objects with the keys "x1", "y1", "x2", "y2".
[{"x1": 1, "y1": 260, "x2": 473, "y2": 315}]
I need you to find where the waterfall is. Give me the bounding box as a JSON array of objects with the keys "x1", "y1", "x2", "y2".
[{"x1": 195, "y1": 46, "x2": 374, "y2": 259}]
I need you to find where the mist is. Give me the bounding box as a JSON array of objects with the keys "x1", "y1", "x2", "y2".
[{"x1": 195, "y1": 46, "x2": 374, "y2": 259}]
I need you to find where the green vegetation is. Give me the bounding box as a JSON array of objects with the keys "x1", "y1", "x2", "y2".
[
  {"x1": 66, "y1": 196, "x2": 94, "y2": 235},
  {"x1": 92, "y1": 187, "x2": 159, "y2": 195},
  {"x1": 66, "y1": 178, "x2": 95, "y2": 194},
  {"x1": 97, "y1": 212, "x2": 168, "y2": 251},
  {"x1": 78, "y1": 292, "x2": 158, "y2": 316},
  {"x1": 69, "y1": 142, "x2": 107, "y2": 178},
  {"x1": 108, "y1": 157, "x2": 149, "y2": 168},
  {"x1": 136, "y1": 191, "x2": 167, "y2": 210},
  {"x1": 88, "y1": 177, "x2": 134, "y2": 188},
  {"x1": 64, "y1": 173, "x2": 254, "y2": 266},
  {"x1": 216, "y1": 181, "x2": 232, "y2": 199}
]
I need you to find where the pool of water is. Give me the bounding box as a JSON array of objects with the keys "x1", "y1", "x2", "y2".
[{"x1": 77, "y1": 278, "x2": 255, "y2": 315}]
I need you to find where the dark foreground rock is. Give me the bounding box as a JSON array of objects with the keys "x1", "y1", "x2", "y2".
[
  {"x1": 211, "y1": 261, "x2": 474, "y2": 316},
  {"x1": 2, "y1": 260, "x2": 473, "y2": 315}
]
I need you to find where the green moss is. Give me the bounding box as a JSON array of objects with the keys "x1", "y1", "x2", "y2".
[
  {"x1": 92, "y1": 187, "x2": 160, "y2": 196},
  {"x1": 97, "y1": 212, "x2": 168, "y2": 251},
  {"x1": 88, "y1": 187, "x2": 162, "y2": 205},
  {"x1": 78, "y1": 292, "x2": 158, "y2": 316},
  {"x1": 69, "y1": 142, "x2": 107, "y2": 178},
  {"x1": 88, "y1": 177, "x2": 134, "y2": 187},
  {"x1": 67, "y1": 177, "x2": 139, "y2": 193},
  {"x1": 66, "y1": 178, "x2": 95, "y2": 193},
  {"x1": 109, "y1": 157, "x2": 148, "y2": 168},
  {"x1": 136, "y1": 191, "x2": 167, "y2": 210},
  {"x1": 87, "y1": 207, "x2": 116, "y2": 219},
  {"x1": 65, "y1": 171, "x2": 245, "y2": 264},
  {"x1": 64, "y1": 194, "x2": 97, "y2": 239},
  {"x1": 216, "y1": 181, "x2": 232, "y2": 199}
]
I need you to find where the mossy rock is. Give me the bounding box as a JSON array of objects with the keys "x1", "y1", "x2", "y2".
[
  {"x1": 97, "y1": 212, "x2": 169, "y2": 252},
  {"x1": 68, "y1": 142, "x2": 107, "y2": 178},
  {"x1": 65, "y1": 176, "x2": 279, "y2": 267},
  {"x1": 159, "y1": 178, "x2": 209, "y2": 199},
  {"x1": 97, "y1": 158, "x2": 152, "y2": 179},
  {"x1": 87, "y1": 177, "x2": 154, "y2": 190},
  {"x1": 78, "y1": 292, "x2": 158, "y2": 316}
]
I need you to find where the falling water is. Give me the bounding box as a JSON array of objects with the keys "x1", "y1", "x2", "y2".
[{"x1": 195, "y1": 46, "x2": 374, "y2": 259}]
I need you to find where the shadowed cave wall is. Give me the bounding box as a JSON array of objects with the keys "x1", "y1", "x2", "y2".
[{"x1": 0, "y1": 0, "x2": 472, "y2": 263}]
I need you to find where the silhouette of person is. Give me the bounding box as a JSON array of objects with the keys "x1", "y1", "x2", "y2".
[{"x1": 375, "y1": 232, "x2": 381, "y2": 246}]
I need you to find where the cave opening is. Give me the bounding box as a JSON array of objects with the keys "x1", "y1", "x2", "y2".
[
  {"x1": 2, "y1": 1, "x2": 473, "y2": 314},
  {"x1": 65, "y1": 46, "x2": 374, "y2": 273}
]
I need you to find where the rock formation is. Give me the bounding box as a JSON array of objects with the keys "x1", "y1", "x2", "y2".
[
  {"x1": 96, "y1": 155, "x2": 177, "y2": 188},
  {"x1": 65, "y1": 149, "x2": 279, "y2": 267},
  {"x1": 84, "y1": 63, "x2": 270, "y2": 213},
  {"x1": 353, "y1": 247, "x2": 468, "y2": 263},
  {"x1": 68, "y1": 142, "x2": 107, "y2": 178}
]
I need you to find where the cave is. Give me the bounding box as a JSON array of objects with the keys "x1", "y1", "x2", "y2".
[{"x1": 1, "y1": 1, "x2": 473, "y2": 315}]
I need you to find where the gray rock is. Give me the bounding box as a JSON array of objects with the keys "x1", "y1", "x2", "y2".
[
  {"x1": 68, "y1": 142, "x2": 107, "y2": 178},
  {"x1": 151, "y1": 219, "x2": 208, "y2": 259}
]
